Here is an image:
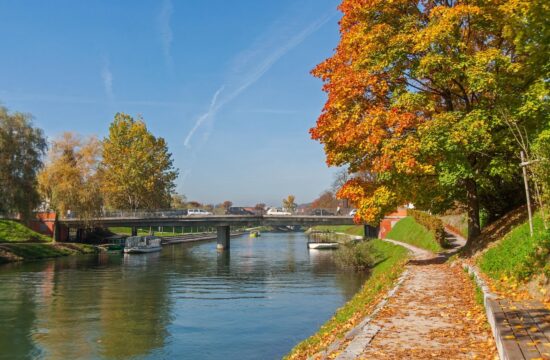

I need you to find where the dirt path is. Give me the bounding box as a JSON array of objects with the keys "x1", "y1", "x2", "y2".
[{"x1": 338, "y1": 237, "x2": 497, "y2": 359}]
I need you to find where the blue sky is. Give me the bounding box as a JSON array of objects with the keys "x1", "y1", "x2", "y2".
[{"x1": 0, "y1": 0, "x2": 341, "y2": 207}]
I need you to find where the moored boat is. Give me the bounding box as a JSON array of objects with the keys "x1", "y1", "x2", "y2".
[
  {"x1": 124, "y1": 235, "x2": 162, "y2": 253},
  {"x1": 307, "y1": 242, "x2": 339, "y2": 250},
  {"x1": 250, "y1": 230, "x2": 261, "y2": 238}
]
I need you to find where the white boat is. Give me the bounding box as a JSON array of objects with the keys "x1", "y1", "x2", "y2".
[
  {"x1": 307, "y1": 242, "x2": 339, "y2": 250},
  {"x1": 124, "y1": 235, "x2": 162, "y2": 253}
]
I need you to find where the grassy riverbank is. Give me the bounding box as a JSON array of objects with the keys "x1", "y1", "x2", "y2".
[
  {"x1": 0, "y1": 220, "x2": 51, "y2": 243},
  {"x1": 0, "y1": 243, "x2": 98, "y2": 264},
  {"x1": 0, "y1": 220, "x2": 99, "y2": 263},
  {"x1": 285, "y1": 239, "x2": 409, "y2": 359},
  {"x1": 386, "y1": 216, "x2": 442, "y2": 252}
]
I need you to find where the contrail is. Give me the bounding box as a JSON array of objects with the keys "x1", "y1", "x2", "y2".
[
  {"x1": 184, "y1": 86, "x2": 224, "y2": 148},
  {"x1": 158, "y1": 0, "x2": 174, "y2": 69},
  {"x1": 183, "y1": 13, "x2": 333, "y2": 149},
  {"x1": 101, "y1": 56, "x2": 114, "y2": 101}
]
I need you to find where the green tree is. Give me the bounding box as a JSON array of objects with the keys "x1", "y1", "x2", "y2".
[
  {"x1": 0, "y1": 106, "x2": 47, "y2": 219},
  {"x1": 38, "y1": 132, "x2": 103, "y2": 223},
  {"x1": 283, "y1": 195, "x2": 297, "y2": 213},
  {"x1": 100, "y1": 113, "x2": 178, "y2": 211}
]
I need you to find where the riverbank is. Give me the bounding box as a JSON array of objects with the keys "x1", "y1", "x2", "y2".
[
  {"x1": 0, "y1": 219, "x2": 51, "y2": 243},
  {"x1": 0, "y1": 242, "x2": 98, "y2": 264},
  {"x1": 285, "y1": 239, "x2": 409, "y2": 359}
]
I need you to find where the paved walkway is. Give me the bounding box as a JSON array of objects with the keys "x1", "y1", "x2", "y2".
[{"x1": 335, "y1": 236, "x2": 497, "y2": 359}]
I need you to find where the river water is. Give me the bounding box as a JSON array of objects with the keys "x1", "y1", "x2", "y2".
[{"x1": 0, "y1": 232, "x2": 366, "y2": 360}]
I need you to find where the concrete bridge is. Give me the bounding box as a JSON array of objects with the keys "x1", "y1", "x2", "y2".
[{"x1": 59, "y1": 214, "x2": 376, "y2": 250}]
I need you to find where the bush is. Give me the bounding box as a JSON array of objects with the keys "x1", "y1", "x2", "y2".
[
  {"x1": 333, "y1": 241, "x2": 378, "y2": 271},
  {"x1": 408, "y1": 209, "x2": 448, "y2": 247}
]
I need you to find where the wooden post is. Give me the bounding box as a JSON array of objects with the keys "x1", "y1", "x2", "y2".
[{"x1": 520, "y1": 151, "x2": 534, "y2": 237}]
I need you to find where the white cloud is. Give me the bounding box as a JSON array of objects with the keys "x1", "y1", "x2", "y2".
[{"x1": 158, "y1": 0, "x2": 174, "y2": 69}]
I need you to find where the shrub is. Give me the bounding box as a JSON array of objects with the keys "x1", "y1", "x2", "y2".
[
  {"x1": 408, "y1": 209, "x2": 448, "y2": 247},
  {"x1": 333, "y1": 241, "x2": 378, "y2": 271}
]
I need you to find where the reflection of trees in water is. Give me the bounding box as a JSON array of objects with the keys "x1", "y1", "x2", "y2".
[
  {"x1": 308, "y1": 248, "x2": 368, "y2": 301},
  {"x1": 334, "y1": 270, "x2": 368, "y2": 300},
  {"x1": 1, "y1": 253, "x2": 172, "y2": 360},
  {"x1": 98, "y1": 253, "x2": 171, "y2": 359},
  {"x1": 0, "y1": 269, "x2": 41, "y2": 359},
  {"x1": 33, "y1": 261, "x2": 101, "y2": 359}
]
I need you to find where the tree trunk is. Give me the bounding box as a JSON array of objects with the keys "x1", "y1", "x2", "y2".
[
  {"x1": 466, "y1": 178, "x2": 481, "y2": 243},
  {"x1": 52, "y1": 211, "x2": 59, "y2": 243}
]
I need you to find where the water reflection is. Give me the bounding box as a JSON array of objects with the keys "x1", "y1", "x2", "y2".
[{"x1": 0, "y1": 233, "x2": 367, "y2": 360}]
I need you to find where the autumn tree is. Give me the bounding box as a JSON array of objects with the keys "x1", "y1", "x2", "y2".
[
  {"x1": 170, "y1": 193, "x2": 187, "y2": 209},
  {"x1": 311, "y1": 190, "x2": 339, "y2": 209},
  {"x1": 0, "y1": 106, "x2": 47, "y2": 219},
  {"x1": 100, "y1": 113, "x2": 178, "y2": 211},
  {"x1": 38, "y1": 132, "x2": 102, "y2": 224},
  {"x1": 283, "y1": 195, "x2": 297, "y2": 213},
  {"x1": 311, "y1": 0, "x2": 548, "y2": 242},
  {"x1": 222, "y1": 201, "x2": 233, "y2": 210}
]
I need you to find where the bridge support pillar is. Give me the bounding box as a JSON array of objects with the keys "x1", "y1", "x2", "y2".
[
  {"x1": 217, "y1": 226, "x2": 230, "y2": 251},
  {"x1": 131, "y1": 227, "x2": 138, "y2": 236}
]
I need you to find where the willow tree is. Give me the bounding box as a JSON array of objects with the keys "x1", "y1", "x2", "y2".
[
  {"x1": 38, "y1": 132, "x2": 103, "y2": 223},
  {"x1": 0, "y1": 106, "x2": 47, "y2": 219},
  {"x1": 100, "y1": 113, "x2": 178, "y2": 211},
  {"x1": 311, "y1": 0, "x2": 548, "y2": 242}
]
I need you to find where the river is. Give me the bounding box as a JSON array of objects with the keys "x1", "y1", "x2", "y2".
[{"x1": 0, "y1": 232, "x2": 366, "y2": 360}]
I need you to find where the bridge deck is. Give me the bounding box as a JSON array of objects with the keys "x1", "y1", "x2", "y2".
[{"x1": 59, "y1": 215, "x2": 357, "y2": 227}]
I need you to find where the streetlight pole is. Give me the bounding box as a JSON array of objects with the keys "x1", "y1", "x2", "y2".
[{"x1": 520, "y1": 151, "x2": 534, "y2": 237}]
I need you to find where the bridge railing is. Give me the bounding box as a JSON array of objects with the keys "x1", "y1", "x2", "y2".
[
  {"x1": 295, "y1": 207, "x2": 355, "y2": 216},
  {"x1": 62, "y1": 209, "x2": 191, "y2": 220},
  {"x1": 61, "y1": 207, "x2": 356, "y2": 220}
]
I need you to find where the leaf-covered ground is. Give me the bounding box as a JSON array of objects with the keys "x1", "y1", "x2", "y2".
[
  {"x1": 284, "y1": 239, "x2": 408, "y2": 359},
  {"x1": 359, "y1": 262, "x2": 497, "y2": 359}
]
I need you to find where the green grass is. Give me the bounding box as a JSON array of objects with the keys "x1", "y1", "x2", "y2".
[
  {"x1": 0, "y1": 220, "x2": 51, "y2": 243},
  {"x1": 466, "y1": 270, "x2": 485, "y2": 306},
  {"x1": 285, "y1": 239, "x2": 408, "y2": 359},
  {"x1": 310, "y1": 225, "x2": 364, "y2": 236},
  {"x1": 386, "y1": 216, "x2": 442, "y2": 252},
  {"x1": 0, "y1": 243, "x2": 98, "y2": 263},
  {"x1": 478, "y1": 214, "x2": 550, "y2": 282}
]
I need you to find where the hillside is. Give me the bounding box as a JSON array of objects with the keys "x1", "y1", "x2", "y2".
[
  {"x1": 386, "y1": 216, "x2": 442, "y2": 252},
  {"x1": 0, "y1": 220, "x2": 51, "y2": 243},
  {"x1": 463, "y1": 207, "x2": 549, "y2": 303}
]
